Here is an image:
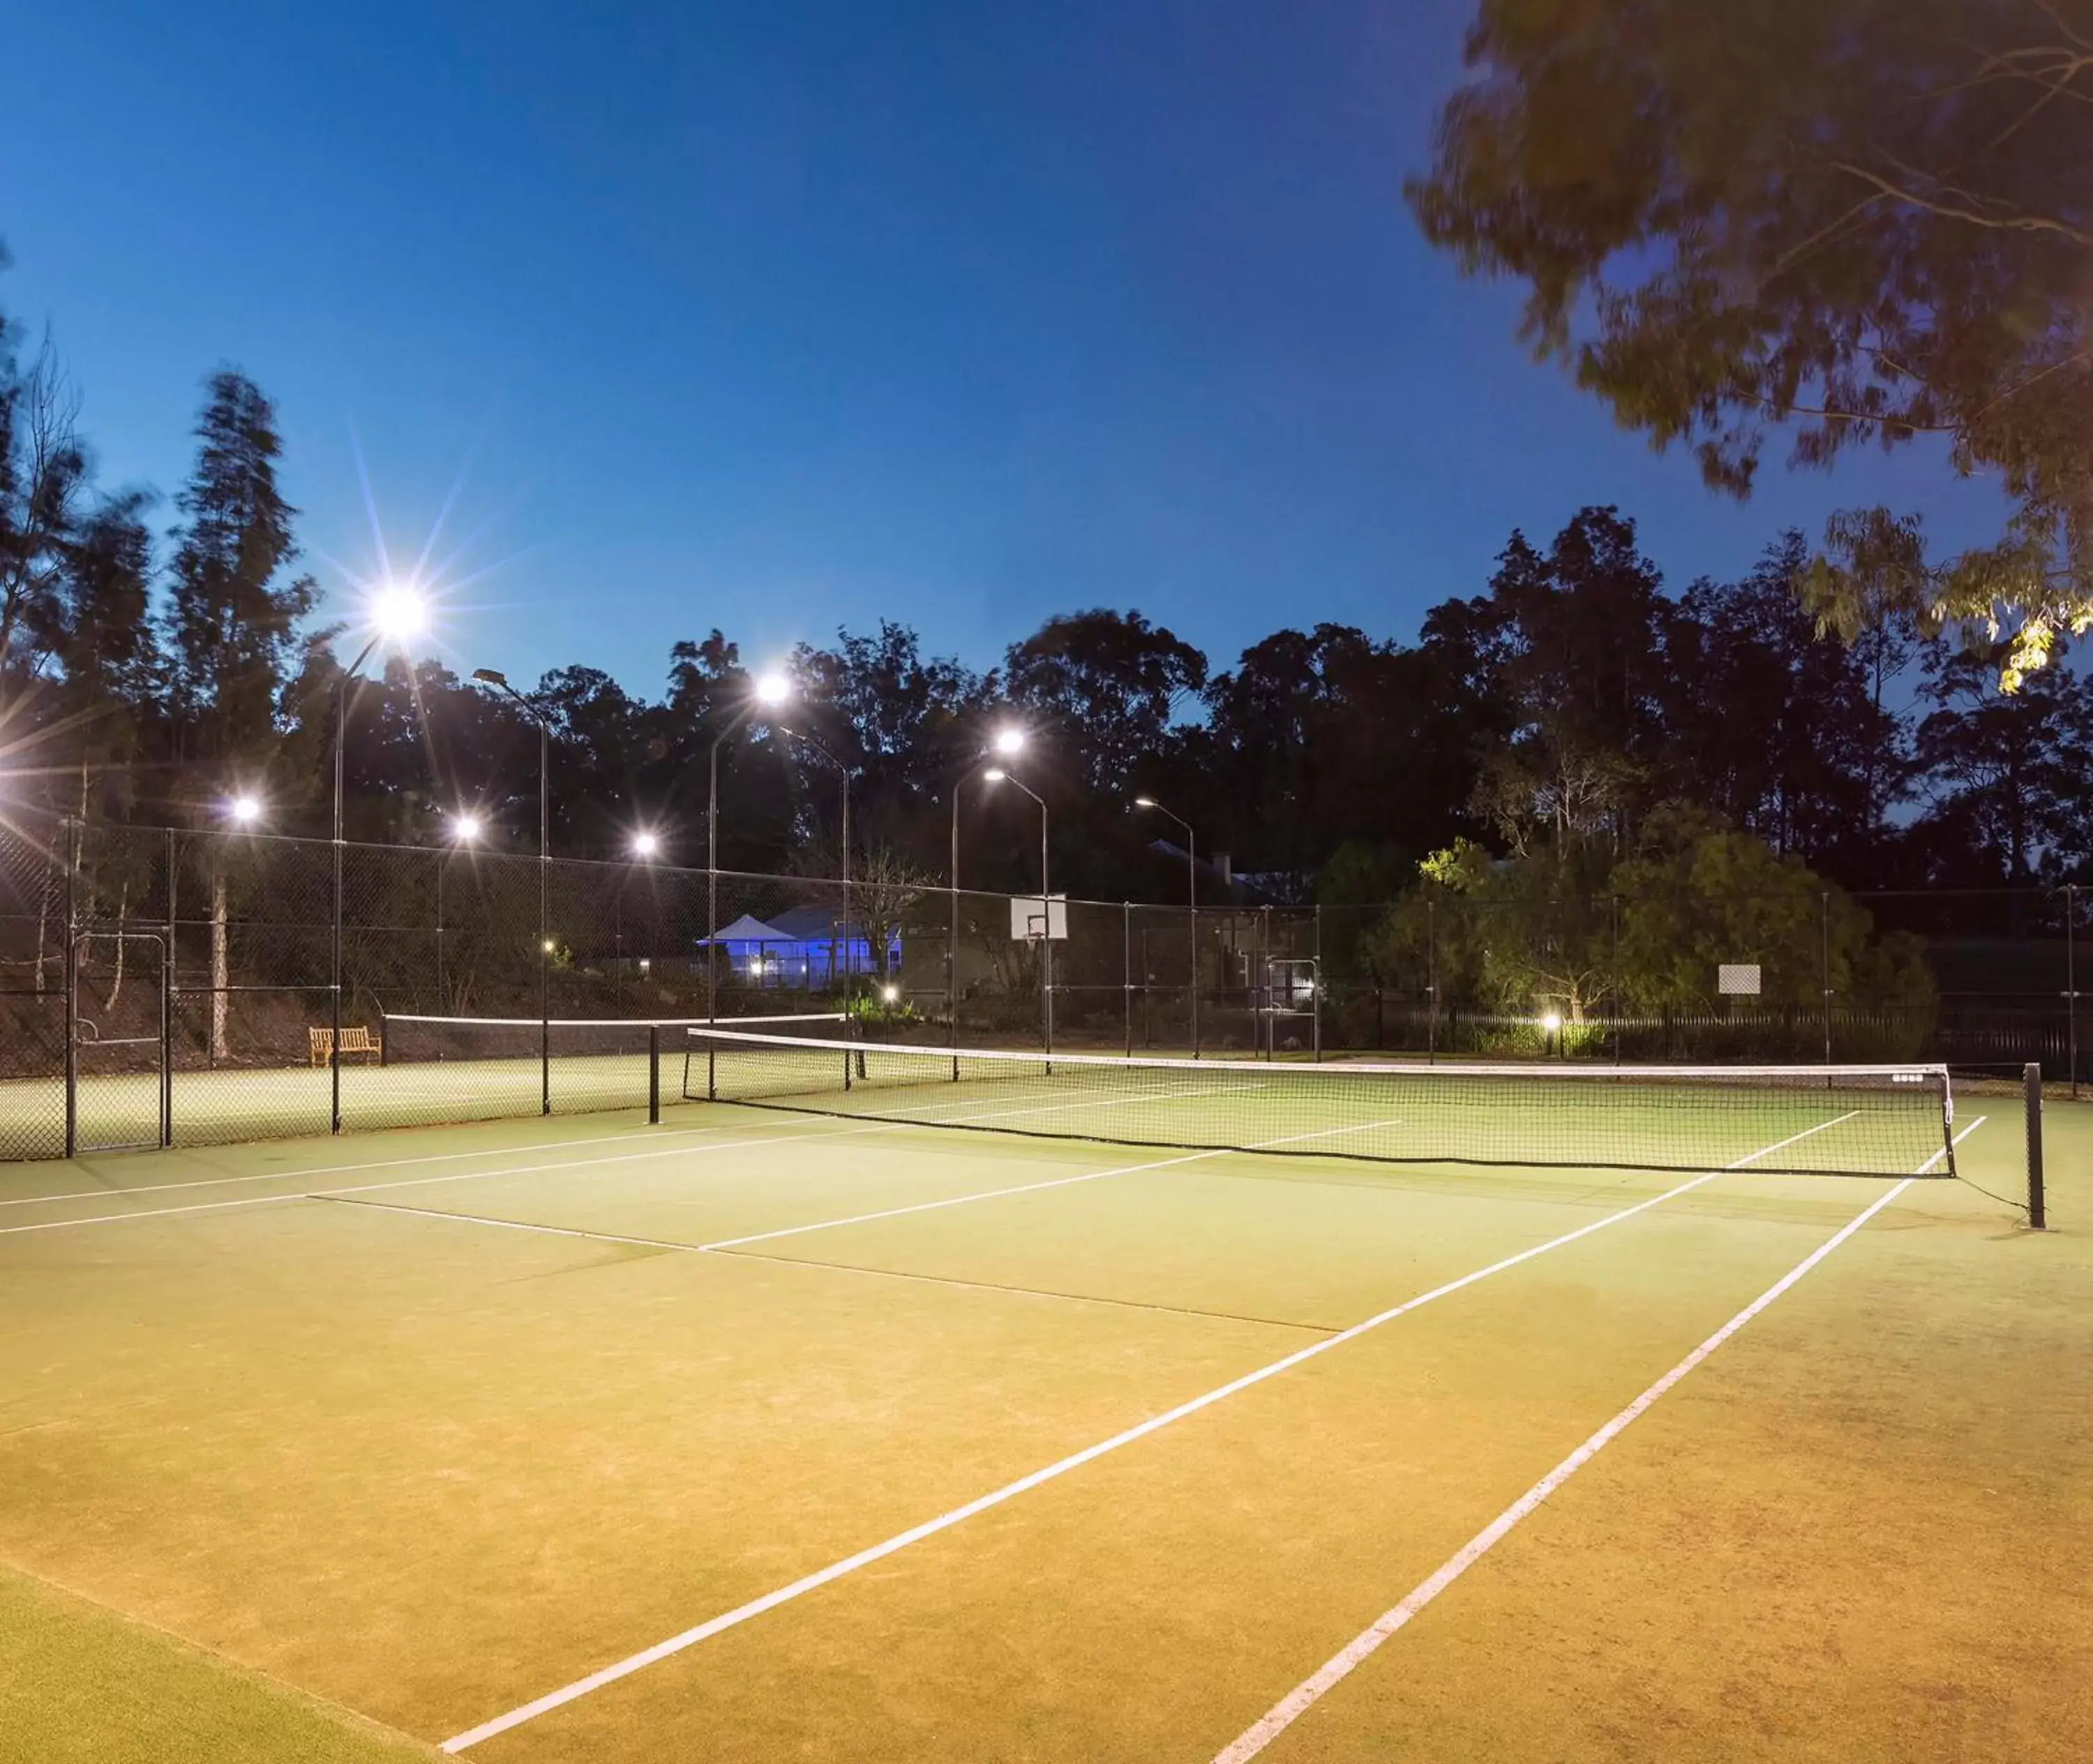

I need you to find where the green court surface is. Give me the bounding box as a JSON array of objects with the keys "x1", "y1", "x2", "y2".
[{"x1": 2, "y1": 1080, "x2": 2087, "y2": 1761}]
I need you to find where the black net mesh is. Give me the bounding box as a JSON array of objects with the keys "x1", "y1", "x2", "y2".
[{"x1": 684, "y1": 1025, "x2": 1958, "y2": 1179}]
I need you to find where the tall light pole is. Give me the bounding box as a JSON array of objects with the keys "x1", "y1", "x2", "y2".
[
  {"x1": 333, "y1": 585, "x2": 426, "y2": 1133},
  {"x1": 984, "y1": 766, "x2": 1052, "y2": 1053},
  {"x1": 437, "y1": 811, "x2": 481, "y2": 1010},
  {"x1": 780, "y1": 727, "x2": 853, "y2": 982},
  {"x1": 1134, "y1": 796, "x2": 1199, "y2": 1056},
  {"x1": 472, "y1": 667, "x2": 553, "y2": 1115},
  {"x1": 707, "y1": 670, "x2": 791, "y2": 1019},
  {"x1": 949, "y1": 728, "x2": 1026, "y2": 1042}
]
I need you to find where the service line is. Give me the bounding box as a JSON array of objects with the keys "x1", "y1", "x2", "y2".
[{"x1": 437, "y1": 1112, "x2": 1854, "y2": 1753}]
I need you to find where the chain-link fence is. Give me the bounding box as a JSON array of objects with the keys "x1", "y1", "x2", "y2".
[{"x1": 0, "y1": 809, "x2": 2084, "y2": 1162}]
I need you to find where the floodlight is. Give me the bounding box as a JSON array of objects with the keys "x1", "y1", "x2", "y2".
[
  {"x1": 472, "y1": 668, "x2": 509, "y2": 687},
  {"x1": 1134, "y1": 796, "x2": 1156, "y2": 808},
  {"x1": 1541, "y1": 1011, "x2": 1564, "y2": 1034},
  {"x1": 982, "y1": 768, "x2": 1006, "y2": 783},
  {"x1": 632, "y1": 831, "x2": 660, "y2": 859},
  {"x1": 993, "y1": 728, "x2": 1025, "y2": 756},
  {"x1": 542, "y1": 939, "x2": 556, "y2": 954},
  {"x1": 450, "y1": 812, "x2": 483, "y2": 843},
  {"x1": 371, "y1": 582, "x2": 428, "y2": 641},
  {"x1": 228, "y1": 795, "x2": 262, "y2": 825}
]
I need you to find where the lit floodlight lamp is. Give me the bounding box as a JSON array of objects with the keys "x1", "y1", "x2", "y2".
[
  {"x1": 982, "y1": 768, "x2": 1006, "y2": 783},
  {"x1": 993, "y1": 728, "x2": 1025, "y2": 756},
  {"x1": 450, "y1": 813, "x2": 483, "y2": 844},
  {"x1": 370, "y1": 582, "x2": 428, "y2": 642},
  {"x1": 1134, "y1": 796, "x2": 1156, "y2": 808},
  {"x1": 227, "y1": 794, "x2": 262, "y2": 826},
  {"x1": 1540, "y1": 1011, "x2": 1564, "y2": 1034},
  {"x1": 632, "y1": 830, "x2": 660, "y2": 859},
  {"x1": 541, "y1": 939, "x2": 557, "y2": 955}
]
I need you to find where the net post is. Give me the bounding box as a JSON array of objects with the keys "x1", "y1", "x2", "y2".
[
  {"x1": 377, "y1": 1002, "x2": 389, "y2": 1067},
  {"x1": 2025, "y1": 1062, "x2": 2046, "y2": 1229},
  {"x1": 648, "y1": 1024, "x2": 661, "y2": 1125},
  {"x1": 158, "y1": 938, "x2": 172, "y2": 1149},
  {"x1": 707, "y1": 1042, "x2": 717, "y2": 1102}
]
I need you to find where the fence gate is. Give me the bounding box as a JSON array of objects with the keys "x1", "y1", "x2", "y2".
[
  {"x1": 67, "y1": 932, "x2": 170, "y2": 1156},
  {"x1": 1263, "y1": 957, "x2": 1321, "y2": 1059}
]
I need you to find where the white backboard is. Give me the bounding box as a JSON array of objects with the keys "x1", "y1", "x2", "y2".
[{"x1": 1010, "y1": 895, "x2": 1069, "y2": 941}]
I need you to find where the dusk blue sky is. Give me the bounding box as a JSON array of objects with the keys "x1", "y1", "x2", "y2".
[{"x1": 5, "y1": 0, "x2": 2006, "y2": 700}]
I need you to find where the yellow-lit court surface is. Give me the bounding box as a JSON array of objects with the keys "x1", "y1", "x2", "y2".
[{"x1": 3, "y1": 1087, "x2": 2088, "y2": 1762}]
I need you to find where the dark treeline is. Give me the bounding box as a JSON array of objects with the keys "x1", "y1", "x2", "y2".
[{"x1": 5, "y1": 275, "x2": 2090, "y2": 918}]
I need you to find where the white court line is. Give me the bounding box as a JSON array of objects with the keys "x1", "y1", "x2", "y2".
[
  {"x1": 437, "y1": 1111, "x2": 1854, "y2": 1753},
  {"x1": 1256, "y1": 1117, "x2": 1405, "y2": 1149},
  {"x1": 900, "y1": 1081, "x2": 1267, "y2": 1125},
  {"x1": 0, "y1": 1095, "x2": 1277, "y2": 1241},
  {"x1": 1208, "y1": 1111, "x2": 1988, "y2": 1763},
  {"x1": 0, "y1": 1077, "x2": 1255, "y2": 1223},
  {"x1": 0, "y1": 1114, "x2": 924, "y2": 1238},
  {"x1": 0, "y1": 1113, "x2": 838, "y2": 1210}
]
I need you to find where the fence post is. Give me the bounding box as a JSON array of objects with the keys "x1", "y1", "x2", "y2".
[
  {"x1": 1123, "y1": 902, "x2": 1132, "y2": 1058},
  {"x1": 165, "y1": 825, "x2": 177, "y2": 1147},
  {"x1": 1312, "y1": 903, "x2": 1323, "y2": 1063},
  {"x1": 1427, "y1": 897, "x2": 1439, "y2": 1063},
  {"x1": 2068, "y1": 883, "x2": 2079, "y2": 1102},
  {"x1": 62, "y1": 818, "x2": 77, "y2": 1160},
  {"x1": 1820, "y1": 890, "x2": 1833, "y2": 1067},
  {"x1": 1261, "y1": 905, "x2": 1273, "y2": 1060},
  {"x1": 1610, "y1": 894, "x2": 1622, "y2": 1066},
  {"x1": 648, "y1": 1024, "x2": 661, "y2": 1125}
]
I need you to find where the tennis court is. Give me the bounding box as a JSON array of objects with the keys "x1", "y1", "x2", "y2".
[{"x1": 2, "y1": 1033, "x2": 2087, "y2": 1763}]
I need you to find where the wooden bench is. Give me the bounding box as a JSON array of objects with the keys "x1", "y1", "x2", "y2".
[{"x1": 308, "y1": 1024, "x2": 382, "y2": 1066}]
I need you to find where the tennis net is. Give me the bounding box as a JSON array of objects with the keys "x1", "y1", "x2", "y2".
[
  {"x1": 682, "y1": 1025, "x2": 1957, "y2": 1177},
  {"x1": 370, "y1": 1012, "x2": 845, "y2": 1124}
]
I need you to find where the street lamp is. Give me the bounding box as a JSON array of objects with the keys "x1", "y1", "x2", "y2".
[
  {"x1": 945, "y1": 729, "x2": 1030, "y2": 1045},
  {"x1": 1134, "y1": 796, "x2": 1200, "y2": 1056},
  {"x1": 707, "y1": 669, "x2": 793, "y2": 1019},
  {"x1": 472, "y1": 666, "x2": 553, "y2": 1115},
  {"x1": 984, "y1": 768, "x2": 1053, "y2": 1053},
  {"x1": 331, "y1": 583, "x2": 427, "y2": 1133}
]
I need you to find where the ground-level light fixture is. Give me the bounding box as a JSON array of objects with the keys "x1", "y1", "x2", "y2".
[
  {"x1": 881, "y1": 984, "x2": 899, "y2": 1004},
  {"x1": 542, "y1": 939, "x2": 557, "y2": 955},
  {"x1": 1540, "y1": 1011, "x2": 1564, "y2": 1034}
]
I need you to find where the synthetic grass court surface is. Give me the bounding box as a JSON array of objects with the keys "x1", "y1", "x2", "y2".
[{"x1": 1, "y1": 1091, "x2": 2087, "y2": 1761}]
